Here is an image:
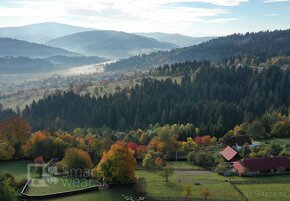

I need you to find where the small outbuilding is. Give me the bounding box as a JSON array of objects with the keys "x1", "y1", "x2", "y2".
[{"x1": 225, "y1": 135, "x2": 252, "y2": 147}]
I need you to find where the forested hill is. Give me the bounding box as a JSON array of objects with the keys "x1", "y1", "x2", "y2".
[
  {"x1": 0, "y1": 38, "x2": 80, "y2": 58},
  {"x1": 0, "y1": 56, "x2": 107, "y2": 74},
  {"x1": 23, "y1": 62, "x2": 289, "y2": 136},
  {"x1": 47, "y1": 30, "x2": 178, "y2": 59},
  {"x1": 106, "y1": 29, "x2": 290, "y2": 71},
  {"x1": 0, "y1": 22, "x2": 94, "y2": 43},
  {"x1": 135, "y1": 32, "x2": 213, "y2": 47}
]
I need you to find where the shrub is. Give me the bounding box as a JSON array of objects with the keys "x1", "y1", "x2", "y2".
[
  {"x1": 62, "y1": 148, "x2": 93, "y2": 177},
  {"x1": 142, "y1": 153, "x2": 154, "y2": 168}
]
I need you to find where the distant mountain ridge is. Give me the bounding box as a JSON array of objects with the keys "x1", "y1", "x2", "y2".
[
  {"x1": 0, "y1": 38, "x2": 80, "y2": 58},
  {"x1": 0, "y1": 22, "x2": 93, "y2": 43},
  {"x1": 47, "y1": 30, "x2": 178, "y2": 59},
  {"x1": 106, "y1": 29, "x2": 290, "y2": 71},
  {"x1": 135, "y1": 32, "x2": 213, "y2": 47}
]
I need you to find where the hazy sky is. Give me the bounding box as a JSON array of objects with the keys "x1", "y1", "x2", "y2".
[{"x1": 0, "y1": 0, "x2": 289, "y2": 36}]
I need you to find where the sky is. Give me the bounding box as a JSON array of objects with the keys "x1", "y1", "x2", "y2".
[{"x1": 0, "y1": 0, "x2": 289, "y2": 36}]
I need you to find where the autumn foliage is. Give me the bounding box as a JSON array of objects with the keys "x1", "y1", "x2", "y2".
[
  {"x1": 95, "y1": 141, "x2": 136, "y2": 182},
  {"x1": 0, "y1": 117, "x2": 31, "y2": 158},
  {"x1": 62, "y1": 148, "x2": 93, "y2": 176},
  {"x1": 194, "y1": 135, "x2": 212, "y2": 145}
]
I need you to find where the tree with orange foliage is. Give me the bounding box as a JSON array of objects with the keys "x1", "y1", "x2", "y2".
[
  {"x1": 201, "y1": 188, "x2": 210, "y2": 201},
  {"x1": 0, "y1": 117, "x2": 31, "y2": 157},
  {"x1": 94, "y1": 141, "x2": 136, "y2": 183},
  {"x1": 154, "y1": 157, "x2": 166, "y2": 168},
  {"x1": 0, "y1": 140, "x2": 15, "y2": 160},
  {"x1": 148, "y1": 138, "x2": 164, "y2": 152},
  {"x1": 22, "y1": 131, "x2": 53, "y2": 160},
  {"x1": 84, "y1": 133, "x2": 95, "y2": 146},
  {"x1": 194, "y1": 135, "x2": 212, "y2": 146}
]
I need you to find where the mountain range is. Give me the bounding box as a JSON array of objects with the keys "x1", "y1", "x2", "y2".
[
  {"x1": 0, "y1": 22, "x2": 93, "y2": 43},
  {"x1": 47, "y1": 30, "x2": 178, "y2": 59},
  {"x1": 0, "y1": 38, "x2": 80, "y2": 58},
  {"x1": 106, "y1": 29, "x2": 290, "y2": 71},
  {"x1": 136, "y1": 32, "x2": 213, "y2": 47}
]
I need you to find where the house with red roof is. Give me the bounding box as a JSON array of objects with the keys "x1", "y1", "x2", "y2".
[
  {"x1": 220, "y1": 146, "x2": 242, "y2": 162},
  {"x1": 233, "y1": 156, "x2": 290, "y2": 176}
]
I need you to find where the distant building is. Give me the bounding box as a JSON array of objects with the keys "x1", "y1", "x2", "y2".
[
  {"x1": 233, "y1": 156, "x2": 290, "y2": 176},
  {"x1": 225, "y1": 135, "x2": 252, "y2": 147},
  {"x1": 220, "y1": 146, "x2": 242, "y2": 162}
]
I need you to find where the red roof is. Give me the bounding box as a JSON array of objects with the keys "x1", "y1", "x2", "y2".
[
  {"x1": 220, "y1": 146, "x2": 238, "y2": 161},
  {"x1": 233, "y1": 161, "x2": 246, "y2": 174},
  {"x1": 234, "y1": 157, "x2": 290, "y2": 173}
]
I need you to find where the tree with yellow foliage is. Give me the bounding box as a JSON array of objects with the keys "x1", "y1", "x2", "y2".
[
  {"x1": 182, "y1": 184, "x2": 192, "y2": 200},
  {"x1": 94, "y1": 141, "x2": 136, "y2": 183}
]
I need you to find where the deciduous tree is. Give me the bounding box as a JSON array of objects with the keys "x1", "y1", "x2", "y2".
[{"x1": 95, "y1": 141, "x2": 136, "y2": 182}]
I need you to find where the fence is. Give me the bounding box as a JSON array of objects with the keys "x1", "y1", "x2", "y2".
[
  {"x1": 145, "y1": 196, "x2": 240, "y2": 201},
  {"x1": 229, "y1": 180, "x2": 290, "y2": 185},
  {"x1": 19, "y1": 179, "x2": 136, "y2": 200},
  {"x1": 0, "y1": 158, "x2": 32, "y2": 163},
  {"x1": 228, "y1": 182, "x2": 249, "y2": 201},
  {"x1": 20, "y1": 179, "x2": 100, "y2": 200}
]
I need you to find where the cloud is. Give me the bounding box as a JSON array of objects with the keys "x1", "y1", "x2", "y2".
[
  {"x1": 264, "y1": 13, "x2": 280, "y2": 16},
  {"x1": 203, "y1": 17, "x2": 241, "y2": 23},
  {"x1": 0, "y1": 0, "x2": 245, "y2": 35},
  {"x1": 264, "y1": 0, "x2": 290, "y2": 3}
]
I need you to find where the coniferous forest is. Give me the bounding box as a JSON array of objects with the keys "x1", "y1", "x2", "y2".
[
  {"x1": 106, "y1": 29, "x2": 290, "y2": 71},
  {"x1": 1, "y1": 4, "x2": 290, "y2": 201},
  {"x1": 22, "y1": 62, "x2": 289, "y2": 137}
]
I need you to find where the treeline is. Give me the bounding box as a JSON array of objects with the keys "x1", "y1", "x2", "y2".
[
  {"x1": 0, "y1": 56, "x2": 55, "y2": 73},
  {"x1": 0, "y1": 56, "x2": 107, "y2": 74},
  {"x1": 0, "y1": 105, "x2": 17, "y2": 122},
  {"x1": 23, "y1": 63, "x2": 289, "y2": 137},
  {"x1": 48, "y1": 55, "x2": 106, "y2": 68},
  {"x1": 106, "y1": 29, "x2": 290, "y2": 71},
  {"x1": 0, "y1": 37, "x2": 78, "y2": 58},
  {"x1": 151, "y1": 60, "x2": 210, "y2": 76}
]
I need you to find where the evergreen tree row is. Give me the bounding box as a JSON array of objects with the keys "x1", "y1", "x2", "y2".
[{"x1": 23, "y1": 64, "x2": 289, "y2": 137}]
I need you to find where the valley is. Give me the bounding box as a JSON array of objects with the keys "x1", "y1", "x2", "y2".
[{"x1": 0, "y1": 3, "x2": 289, "y2": 200}]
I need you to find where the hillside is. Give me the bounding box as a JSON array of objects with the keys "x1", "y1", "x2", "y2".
[
  {"x1": 47, "y1": 30, "x2": 178, "y2": 59},
  {"x1": 0, "y1": 57, "x2": 55, "y2": 73},
  {"x1": 136, "y1": 32, "x2": 213, "y2": 47},
  {"x1": 23, "y1": 62, "x2": 289, "y2": 134},
  {"x1": 0, "y1": 22, "x2": 93, "y2": 43},
  {"x1": 0, "y1": 56, "x2": 107, "y2": 74},
  {"x1": 106, "y1": 29, "x2": 290, "y2": 71},
  {"x1": 0, "y1": 38, "x2": 80, "y2": 58},
  {"x1": 47, "y1": 55, "x2": 107, "y2": 68}
]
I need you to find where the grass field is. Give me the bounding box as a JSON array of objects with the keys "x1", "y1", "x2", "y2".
[
  {"x1": 2, "y1": 160, "x2": 290, "y2": 200},
  {"x1": 136, "y1": 169, "x2": 244, "y2": 200},
  {"x1": 166, "y1": 161, "x2": 206, "y2": 170},
  {"x1": 153, "y1": 76, "x2": 183, "y2": 84},
  {"x1": 0, "y1": 160, "x2": 33, "y2": 179},
  {"x1": 26, "y1": 177, "x2": 99, "y2": 195},
  {"x1": 236, "y1": 184, "x2": 290, "y2": 201},
  {"x1": 263, "y1": 138, "x2": 290, "y2": 147},
  {"x1": 80, "y1": 78, "x2": 139, "y2": 97},
  {"x1": 33, "y1": 187, "x2": 136, "y2": 201}
]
